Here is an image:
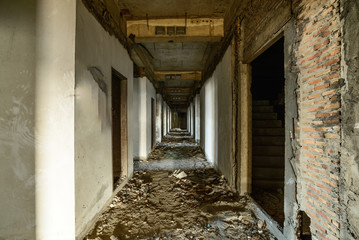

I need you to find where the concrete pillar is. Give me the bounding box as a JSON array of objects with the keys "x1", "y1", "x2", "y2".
[
  {"x1": 155, "y1": 94, "x2": 162, "y2": 143},
  {"x1": 195, "y1": 94, "x2": 201, "y2": 143},
  {"x1": 35, "y1": 0, "x2": 76, "y2": 239}
]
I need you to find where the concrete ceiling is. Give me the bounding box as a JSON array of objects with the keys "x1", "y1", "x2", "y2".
[
  {"x1": 117, "y1": 0, "x2": 233, "y2": 19},
  {"x1": 143, "y1": 42, "x2": 213, "y2": 71},
  {"x1": 114, "y1": 0, "x2": 235, "y2": 109}
]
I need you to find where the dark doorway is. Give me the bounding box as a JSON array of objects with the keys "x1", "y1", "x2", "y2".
[
  {"x1": 151, "y1": 98, "x2": 155, "y2": 148},
  {"x1": 250, "y1": 37, "x2": 285, "y2": 226},
  {"x1": 112, "y1": 68, "x2": 128, "y2": 190},
  {"x1": 178, "y1": 112, "x2": 187, "y2": 129}
]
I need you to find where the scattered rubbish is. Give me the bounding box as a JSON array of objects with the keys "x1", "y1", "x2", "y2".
[
  {"x1": 85, "y1": 131, "x2": 273, "y2": 240},
  {"x1": 172, "y1": 170, "x2": 187, "y2": 179}
]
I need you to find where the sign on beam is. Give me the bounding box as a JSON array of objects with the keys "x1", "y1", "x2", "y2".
[
  {"x1": 127, "y1": 18, "x2": 224, "y2": 43},
  {"x1": 155, "y1": 71, "x2": 201, "y2": 81}
]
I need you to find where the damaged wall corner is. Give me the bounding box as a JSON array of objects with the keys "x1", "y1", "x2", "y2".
[{"x1": 340, "y1": 0, "x2": 359, "y2": 239}]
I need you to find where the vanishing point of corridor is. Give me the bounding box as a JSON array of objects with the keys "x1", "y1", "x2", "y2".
[{"x1": 85, "y1": 130, "x2": 272, "y2": 240}]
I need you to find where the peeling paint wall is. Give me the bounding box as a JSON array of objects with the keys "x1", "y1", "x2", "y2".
[
  {"x1": 341, "y1": 0, "x2": 359, "y2": 239},
  {"x1": 0, "y1": 1, "x2": 36, "y2": 238},
  {"x1": 75, "y1": 1, "x2": 134, "y2": 237}
]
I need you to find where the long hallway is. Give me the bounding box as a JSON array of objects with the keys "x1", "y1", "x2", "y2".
[
  {"x1": 2, "y1": 0, "x2": 359, "y2": 239},
  {"x1": 85, "y1": 130, "x2": 272, "y2": 240}
]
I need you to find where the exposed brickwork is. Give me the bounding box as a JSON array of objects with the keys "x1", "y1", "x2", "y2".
[{"x1": 294, "y1": 0, "x2": 342, "y2": 239}]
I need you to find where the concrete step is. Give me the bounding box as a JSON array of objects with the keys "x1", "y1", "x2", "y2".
[
  {"x1": 253, "y1": 100, "x2": 271, "y2": 106},
  {"x1": 253, "y1": 156, "x2": 284, "y2": 168},
  {"x1": 253, "y1": 120, "x2": 282, "y2": 128},
  {"x1": 252, "y1": 179, "x2": 284, "y2": 189},
  {"x1": 253, "y1": 146, "x2": 284, "y2": 156},
  {"x1": 253, "y1": 167, "x2": 284, "y2": 180},
  {"x1": 253, "y1": 136, "x2": 285, "y2": 146},
  {"x1": 253, "y1": 112, "x2": 278, "y2": 120},
  {"x1": 253, "y1": 128, "x2": 284, "y2": 136},
  {"x1": 252, "y1": 105, "x2": 274, "y2": 113}
]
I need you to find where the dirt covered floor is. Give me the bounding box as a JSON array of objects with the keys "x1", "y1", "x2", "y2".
[{"x1": 85, "y1": 130, "x2": 274, "y2": 240}]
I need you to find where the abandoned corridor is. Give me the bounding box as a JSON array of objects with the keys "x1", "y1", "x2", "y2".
[{"x1": 1, "y1": 0, "x2": 359, "y2": 240}]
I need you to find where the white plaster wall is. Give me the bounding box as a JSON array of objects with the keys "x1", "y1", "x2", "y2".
[
  {"x1": 146, "y1": 79, "x2": 156, "y2": 152},
  {"x1": 139, "y1": 78, "x2": 148, "y2": 158},
  {"x1": 188, "y1": 107, "x2": 190, "y2": 132},
  {"x1": 191, "y1": 103, "x2": 194, "y2": 136},
  {"x1": 133, "y1": 77, "x2": 148, "y2": 159},
  {"x1": 75, "y1": 1, "x2": 134, "y2": 237},
  {"x1": 200, "y1": 89, "x2": 206, "y2": 151},
  {"x1": 200, "y1": 76, "x2": 216, "y2": 165},
  {"x1": 213, "y1": 47, "x2": 233, "y2": 183},
  {"x1": 155, "y1": 93, "x2": 162, "y2": 143},
  {"x1": 133, "y1": 77, "x2": 140, "y2": 157},
  {"x1": 194, "y1": 94, "x2": 201, "y2": 143},
  {"x1": 199, "y1": 46, "x2": 231, "y2": 170},
  {"x1": 163, "y1": 103, "x2": 167, "y2": 136},
  {"x1": 0, "y1": 1, "x2": 36, "y2": 238},
  {"x1": 133, "y1": 77, "x2": 158, "y2": 158},
  {"x1": 35, "y1": 0, "x2": 77, "y2": 238}
]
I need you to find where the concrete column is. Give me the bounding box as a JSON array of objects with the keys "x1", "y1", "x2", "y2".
[
  {"x1": 155, "y1": 94, "x2": 162, "y2": 143},
  {"x1": 35, "y1": 0, "x2": 76, "y2": 239},
  {"x1": 195, "y1": 94, "x2": 201, "y2": 143}
]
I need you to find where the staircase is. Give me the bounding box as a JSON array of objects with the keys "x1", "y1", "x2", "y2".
[{"x1": 252, "y1": 100, "x2": 284, "y2": 189}]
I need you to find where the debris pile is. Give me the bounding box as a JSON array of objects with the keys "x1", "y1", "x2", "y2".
[
  {"x1": 85, "y1": 131, "x2": 273, "y2": 240},
  {"x1": 85, "y1": 169, "x2": 273, "y2": 240},
  {"x1": 252, "y1": 187, "x2": 284, "y2": 226}
]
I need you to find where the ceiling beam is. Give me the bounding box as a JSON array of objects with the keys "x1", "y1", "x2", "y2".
[
  {"x1": 162, "y1": 87, "x2": 192, "y2": 94},
  {"x1": 154, "y1": 71, "x2": 202, "y2": 81},
  {"x1": 127, "y1": 18, "x2": 224, "y2": 43}
]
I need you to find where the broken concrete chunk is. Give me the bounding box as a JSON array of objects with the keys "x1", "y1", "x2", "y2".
[
  {"x1": 172, "y1": 170, "x2": 188, "y2": 179},
  {"x1": 175, "y1": 171, "x2": 188, "y2": 179}
]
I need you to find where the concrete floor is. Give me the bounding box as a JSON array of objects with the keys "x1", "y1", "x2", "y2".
[{"x1": 85, "y1": 130, "x2": 274, "y2": 240}]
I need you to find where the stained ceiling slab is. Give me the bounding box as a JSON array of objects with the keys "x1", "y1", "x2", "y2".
[
  {"x1": 143, "y1": 42, "x2": 210, "y2": 71},
  {"x1": 113, "y1": 0, "x2": 235, "y2": 108},
  {"x1": 117, "y1": 0, "x2": 233, "y2": 19}
]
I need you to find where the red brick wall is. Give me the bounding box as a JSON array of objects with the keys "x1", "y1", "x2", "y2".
[{"x1": 294, "y1": 0, "x2": 342, "y2": 239}]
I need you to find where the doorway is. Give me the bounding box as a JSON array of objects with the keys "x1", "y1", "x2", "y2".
[
  {"x1": 250, "y1": 37, "x2": 285, "y2": 226},
  {"x1": 112, "y1": 68, "x2": 128, "y2": 190}
]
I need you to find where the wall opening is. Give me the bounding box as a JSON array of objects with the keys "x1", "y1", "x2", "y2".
[
  {"x1": 178, "y1": 112, "x2": 187, "y2": 130},
  {"x1": 250, "y1": 37, "x2": 285, "y2": 226},
  {"x1": 297, "y1": 211, "x2": 312, "y2": 239},
  {"x1": 151, "y1": 98, "x2": 155, "y2": 148},
  {"x1": 112, "y1": 68, "x2": 128, "y2": 190}
]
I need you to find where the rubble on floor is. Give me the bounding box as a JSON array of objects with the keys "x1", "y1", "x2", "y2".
[
  {"x1": 85, "y1": 169, "x2": 273, "y2": 240},
  {"x1": 135, "y1": 131, "x2": 208, "y2": 171},
  {"x1": 251, "y1": 187, "x2": 284, "y2": 227},
  {"x1": 85, "y1": 131, "x2": 274, "y2": 240}
]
